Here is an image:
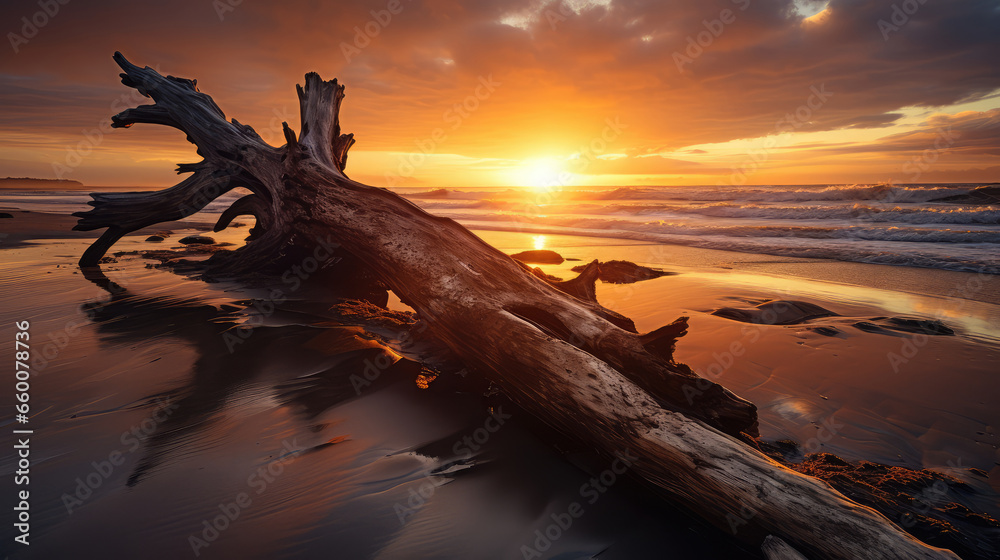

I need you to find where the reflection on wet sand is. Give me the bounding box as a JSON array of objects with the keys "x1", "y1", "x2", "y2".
[
  {"x1": 68, "y1": 256, "x2": 1000, "y2": 560},
  {"x1": 12, "y1": 255, "x2": 757, "y2": 560},
  {"x1": 5, "y1": 225, "x2": 997, "y2": 559},
  {"x1": 78, "y1": 268, "x2": 416, "y2": 488}
]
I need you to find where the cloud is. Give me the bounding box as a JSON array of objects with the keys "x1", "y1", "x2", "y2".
[
  {"x1": 842, "y1": 113, "x2": 904, "y2": 129},
  {"x1": 0, "y1": 0, "x2": 997, "y2": 185},
  {"x1": 808, "y1": 109, "x2": 1000, "y2": 156}
]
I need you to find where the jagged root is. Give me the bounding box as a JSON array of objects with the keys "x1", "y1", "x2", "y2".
[
  {"x1": 213, "y1": 193, "x2": 273, "y2": 240},
  {"x1": 550, "y1": 259, "x2": 600, "y2": 303},
  {"x1": 73, "y1": 168, "x2": 237, "y2": 265},
  {"x1": 640, "y1": 316, "x2": 689, "y2": 361},
  {"x1": 73, "y1": 52, "x2": 284, "y2": 266},
  {"x1": 295, "y1": 72, "x2": 355, "y2": 173}
]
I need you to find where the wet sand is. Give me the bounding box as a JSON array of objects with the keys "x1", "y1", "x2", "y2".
[
  {"x1": 1, "y1": 210, "x2": 998, "y2": 559},
  {"x1": 484, "y1": 231, "x2": 999, "y2": 484}
]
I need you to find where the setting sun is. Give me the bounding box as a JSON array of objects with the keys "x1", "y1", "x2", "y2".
[{"x1": 511, "y1": 158, "x2": 568, "y2": 190}]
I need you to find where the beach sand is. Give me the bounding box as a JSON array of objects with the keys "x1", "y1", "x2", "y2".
[{"x1": 1, "y1": 209, "x2": 998, "y2": 559}]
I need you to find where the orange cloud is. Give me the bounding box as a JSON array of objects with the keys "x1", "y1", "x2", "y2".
[{"x1": 0, "y1": 0, "x2": 997, "y2": 186}]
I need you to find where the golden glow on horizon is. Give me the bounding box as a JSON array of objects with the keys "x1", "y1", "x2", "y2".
[
  {"x1": 511, "y1": 158, "x2": 568, "y2": 190},
  {"x1": 3, "y1": 99, "x2": 996, "y2": 188},
  {"x1": 533, "y1": 235, "x2": 547, "y2": 250}
]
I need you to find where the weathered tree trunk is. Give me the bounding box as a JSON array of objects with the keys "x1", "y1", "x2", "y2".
[{"x1": 74, "y1": 53, "x2": 960, "y2": 560}]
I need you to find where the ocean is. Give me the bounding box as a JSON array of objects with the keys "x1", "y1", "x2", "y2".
[
  {"x1": 2, "y1": 182, "x2": 998, "y2": 273},
  {"x1": 400, "y1": 183, "x2": 1000, "y2": 273}
]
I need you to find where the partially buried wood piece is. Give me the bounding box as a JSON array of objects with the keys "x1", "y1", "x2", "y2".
[{"x1": 73, "y1": 53, "x2": 959, "y2": 560}]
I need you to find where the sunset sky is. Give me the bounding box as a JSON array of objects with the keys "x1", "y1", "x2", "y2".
[{"x1": 1, "y1": 0, "x2": 998, "y2": 188}]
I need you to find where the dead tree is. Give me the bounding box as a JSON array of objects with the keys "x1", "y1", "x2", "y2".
[{"x1": 74, "y1": 53, "x2": 960, "y2": 560}]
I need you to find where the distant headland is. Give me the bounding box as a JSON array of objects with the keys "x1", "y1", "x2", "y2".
[{"x1": 1, "y1": 177, "x2": 84, "y2": 188}]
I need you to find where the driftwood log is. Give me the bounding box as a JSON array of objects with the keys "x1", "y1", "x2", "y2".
[{"x1": 74, "y1": 53, "x2": 960, "y2": 560}]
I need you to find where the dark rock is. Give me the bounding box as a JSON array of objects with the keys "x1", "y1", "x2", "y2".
[
  {"x1": 570, "y1": 260, "x2": 674, "y2": 284},
  {"x1": 0, "y1": 212, "x2": 13, "y2": 218},
  {"x1": 853, "y1": 321, "x2": 891, "y2": 334},
  {"x1": 809, "y1": 326, "x2": 842, "y2": 337},
  {"x1": 510, "y1": 249, "x2": 564, "y2": 264},
  {"x1": 178, "y1": 235, "x2": 215, "y2": 245},
  {"x1": 712, "y1": 300, "x2": 838, "y2": 325},
  {"x1": 852, "y1": 317, "x2": 954, "y2": 336},
  {"x1": 885, "y1": 317, "x2": 954, "y2": 336},
  {"x1": 145, "y1": 235, "x2": 165, "y2": 242}
]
